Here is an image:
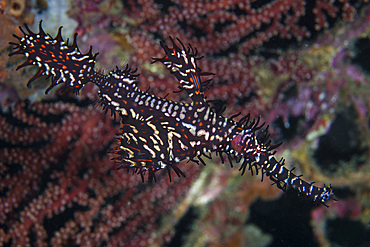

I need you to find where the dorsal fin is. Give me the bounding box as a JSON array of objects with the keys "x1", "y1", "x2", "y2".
[
  {"x1": 152, "y1": 37, "x2": 213, "y2": 103},
  {"x1": 9, "y1": 21, "x2": 98, "y2": 93}
]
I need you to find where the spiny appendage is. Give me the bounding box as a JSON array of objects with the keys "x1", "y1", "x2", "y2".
[
  {"x1": 109, "y1": 119, "x2": 186, "y2": 183},
  {"x1": 228, "y1": 115, "x2": 335, "y2": 205},
  {"x1": 152, "y1": 36, "x2": 213, "y2": 102},
  {"x1": 110, "y1": 146, "x2": 186, "y2": 183},
  {"x1": 9, "y1": 21, "x2": 97, "y2": 93}
]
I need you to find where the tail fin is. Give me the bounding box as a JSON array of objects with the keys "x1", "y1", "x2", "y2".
[{"x1": 9, "y1": 21, "x2": 98, "y2": 93}]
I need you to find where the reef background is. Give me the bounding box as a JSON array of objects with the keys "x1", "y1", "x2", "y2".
[{"x1": 0, "y1": 0, "x2": 369, "y2": 246}]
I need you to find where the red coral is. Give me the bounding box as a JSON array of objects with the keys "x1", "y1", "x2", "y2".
[{"x1": 0, "y1": 99, "x2": 201, "y2": 246}]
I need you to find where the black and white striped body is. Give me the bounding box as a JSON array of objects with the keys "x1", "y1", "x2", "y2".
[{"x1": 9, "y1": 22, "x2": 334, "y2": 204}]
